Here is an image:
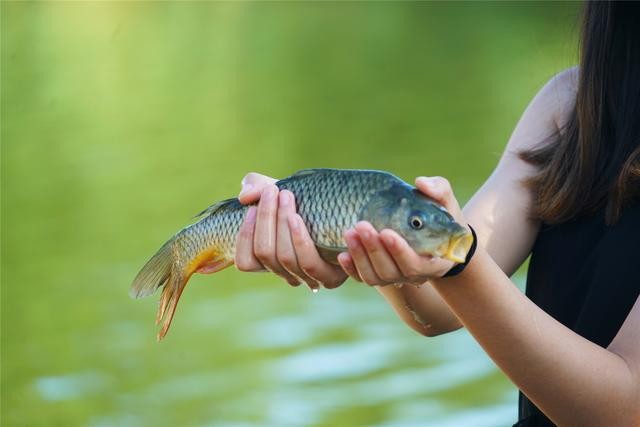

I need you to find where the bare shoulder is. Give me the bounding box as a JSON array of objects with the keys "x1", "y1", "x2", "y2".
[
  {"x1": 503, "y1": 66, "x2": 578, "y2": 155},
  {"x1": 543, "y1": 66, "x2": 579, "y2": 131},
  {"x1": 466, "y1": 69, "x2": 578, "y2": 274}
]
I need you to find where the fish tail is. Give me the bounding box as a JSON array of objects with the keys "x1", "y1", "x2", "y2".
[
  {"x1": 129, "y1": 238, "x2": 174, "y2": 299},
  {"x1": 154, "y1": 248, "x2": 233, "y2": 341},
  {"x1": 155, "y1": 271, "x2": 189, "y2": 341},
  {"x1": 132, "y1": 198, "x2": 243, "y2": 340}
]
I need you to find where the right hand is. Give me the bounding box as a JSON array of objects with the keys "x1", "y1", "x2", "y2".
[{"x1": 234, "y1": 172, "x2": 348, "y2": 290}]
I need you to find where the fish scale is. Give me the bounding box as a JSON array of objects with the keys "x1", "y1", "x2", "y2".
[{"x1": 130, "y1": 168, "x2": 472, "y2": 340}]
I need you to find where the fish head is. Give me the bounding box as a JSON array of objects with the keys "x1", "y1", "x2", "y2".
[{"x1": 365, "y1": 186, "x2": 473, "y2": 264}]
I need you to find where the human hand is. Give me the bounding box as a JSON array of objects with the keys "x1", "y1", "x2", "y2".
[
  {"x1": 337, "y1": 176, "x2": 467, "y2": 286},
  {"x1": 235, "y1": 173, "x2": 348, "y2": 290}
]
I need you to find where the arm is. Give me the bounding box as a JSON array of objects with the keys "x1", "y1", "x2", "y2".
[
  {"x1": 429, "y1": 246, "x2": 640, "y2": 426},
  {"x1": 371, "y1": 68, "x2": 579, "y2": 335},
  {"x1": 340, "y1": 70, "x2": 640, "y2": 425}
]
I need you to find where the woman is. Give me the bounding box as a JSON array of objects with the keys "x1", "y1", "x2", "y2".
[{"x1": 233, "y1": 2, "x2": 639, "y2": 425}]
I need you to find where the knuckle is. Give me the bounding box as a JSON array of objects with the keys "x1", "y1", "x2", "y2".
[
  {"x1": 300, "y1": 262, "x2": 318, "y2": 277},
  {"x1": 326, "y1": 277, "x2": 346, "y2": 289},
  {"x1": 277, "y1": 253, "x2": 297, "y2": 270},
  {"x1": 404, "y1": 266, "x2": 421, "y2": 280},
  {"x1": 241, "y1": 173, "x2": 253, "y2": 185},
  {"x1": 364, "y1": 278, "x2": 381, "y2": 286},
  {"x1": 243, "y1": 172, "x2": 261, "y2": 185},
  {"x1": 366, "y1": 244, "x2": 380, "y2": 255},
  {"x1": 253, "y1": 247, "x2": 274, "y2": 264},
  {"x1": 305, "y1": 282, "x2": 319, "y2": 291},
  {"x1": 293, "y1": 234, "x2": 311, "y2": 247},
  {"x1": 378, "y1": 271, "x2": 397, "y2": 283},
  {"x1": 235, "y1": 258, "x2": 253, "y2": 272},
  {"x1": 437, "y1": 176, "x2": 452, "y2": 191},
  {"x1": 252, "y1": 245, "x2": 267, "y2": 259},
  {"x1": 275, "y1": 271, "x2": 293, "y2": 282}
]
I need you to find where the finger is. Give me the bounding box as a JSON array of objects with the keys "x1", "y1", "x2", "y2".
[
  {"x1": 355, "y1": 221, "x2": 403, "y2": 283},
  {"x1": 234, "y1": 207, "x2": 266, "y2": 272},
  {"x1": 415, "y1": 176, "x2": 462, "y2": 219},
  {"x1": 253, "y1": 185, "x2": 300, "y2": 286},
  {"x1": 344, "y1": 229, "x2": 383, "y2": 286},
  {"x1": 287, "y1": 214, "x2": 348, "y2": 289},
  {"x1": 276, "y1": 190, "x2": 321, "y2": 289},
  {"x1": 379, "y1": 229, "x2": 436, "y2": 282},
  {"x1": 238, "y1": 173, "x2": 278, "y2": 205},
  {"x1": 337, "y1": 252, "x2": 363, "y2": 282}
]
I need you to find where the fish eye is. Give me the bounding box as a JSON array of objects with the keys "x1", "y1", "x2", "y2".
[{"x1": 409, "y1": 215, "x2": 424, "y2": 230}]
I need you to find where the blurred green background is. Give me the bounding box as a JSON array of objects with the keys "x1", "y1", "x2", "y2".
[{"x1": 2, "y1": 2, "x2": 578, "y2": 426}]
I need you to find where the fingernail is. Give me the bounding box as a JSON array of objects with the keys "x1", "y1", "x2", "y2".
[
  {"x1": 245, "y1": 206, "x2": 257, "y2": 224},
  {"x1": 279, "y1": 191, "x2": 289, "y2": 208},
  {"x1": 239, "y1": 183, "x2": 253, "y2": 198},
  {"x1": 381, "y1": 234, "x2": 394, "y2": 247},
  {"x1": 361, "y1": 230, "x2": 370, "y2": 240}
]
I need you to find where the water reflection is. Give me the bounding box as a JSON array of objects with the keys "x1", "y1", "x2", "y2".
[
  {"x1": 31, "y1": 275, "x2": 519, "y2": 426},
  {"x1": 35, "y1": 372, "x2": 111, "y2": 402}
]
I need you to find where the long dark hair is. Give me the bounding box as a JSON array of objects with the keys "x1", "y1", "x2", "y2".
[{"x1": 520, "y1": 1, "x2": 640, "y2": 225}]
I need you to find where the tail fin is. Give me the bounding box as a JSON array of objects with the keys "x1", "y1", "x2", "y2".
[
  {"x1": 155, "y1": 271, "x2": 190, "y2": 341},
  {"x1": 129, "y1": 237, "x2": 186, "y2": 341},
  {"x1": 131, "y1": 234, "x2": 236, "y2": 340},
  {"x1": 130, "y1": 239, "x2": 174, "y2": 299}
]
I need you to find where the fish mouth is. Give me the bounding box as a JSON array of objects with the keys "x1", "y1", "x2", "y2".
[{"x1": 442, "y1": 229, "x2": 473, "y2": 264}]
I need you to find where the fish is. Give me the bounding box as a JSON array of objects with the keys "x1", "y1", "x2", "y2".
[{"x1": 130, "y1": 168, "x2": 473, "y2": 340}]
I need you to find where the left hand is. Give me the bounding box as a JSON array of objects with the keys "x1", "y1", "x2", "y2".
[
  {"x1": 337, "y1": 176, "x2": 467, "y2": 286},
  {"x1": 235, "y1": 172, "x2": 348, "y2": 290}
]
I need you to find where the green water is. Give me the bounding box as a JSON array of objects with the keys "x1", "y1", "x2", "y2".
[{"x1": 2, "y1": 2, "x2": 578, "y2": 426}]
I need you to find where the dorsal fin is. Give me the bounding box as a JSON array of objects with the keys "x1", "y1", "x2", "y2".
[
  {"x1": 283, "y1": 168, "x2": 401, "y2": 181},
  {"x1": 291, "y1": 168, "x2": 334, "y2": 176},
  {"x1": 287, "y1": 168, "x2": 333, "y2": 178},
  {"x1": 193, "y1": 198, "x2": 240, "y2": 219}
]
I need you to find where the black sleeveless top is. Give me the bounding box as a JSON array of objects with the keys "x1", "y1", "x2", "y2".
[{"x1": 515, "y1": 201, "x2": 640, "y2": 427}]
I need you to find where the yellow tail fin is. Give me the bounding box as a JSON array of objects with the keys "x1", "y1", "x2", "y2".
[
  {"x1": 154, "y1": 251, "x2": 233, "y2": 341},
  {"x1": 131, "y1": 237, "x2": 234, "y2": 340},
  {"x1": 130, "y1": 239, "x2": 174, "y2": 299},
  {"x1": 155, "y1": 272, "x2": 190, "y2": 341}
]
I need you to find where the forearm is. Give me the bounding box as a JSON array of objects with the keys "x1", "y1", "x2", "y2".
[
  {"x1": 431, "y1": 247, "x2": 639, "y2": 426},
  {"x1": 376, "y1": 284, "x2": 462, "y2": 336},
  {"x1": 372, "y1": 182, "x2": 537, "y2": 337}
]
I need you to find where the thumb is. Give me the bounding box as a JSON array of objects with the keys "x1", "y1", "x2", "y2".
[
  {"x1": 415, "y1": 176, "x2": 463, "y2": 221},
  {"x1": 238, "y1": 173, "x2": 278, "y2": 205}
]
